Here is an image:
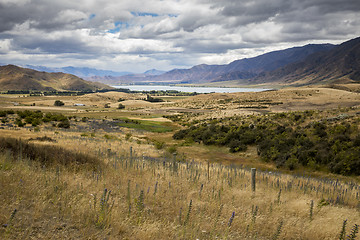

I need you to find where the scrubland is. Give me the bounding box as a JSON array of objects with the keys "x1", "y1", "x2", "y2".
[{"x1": 0, "y1": 86, "x2": 360, "y2": 239}]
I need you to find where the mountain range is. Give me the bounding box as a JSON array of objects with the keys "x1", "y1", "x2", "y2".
[
  {"x1": 103, "y1": 36, "x2": 360, "y2": 86},
  {"x1": 84, "y1": 69, "x2": 166, "y2": 85},
  {"x1": 142, "y1": 43, "x2": 335, "y2": 84},
  {"x1": 86, "y1": 44, "x2": 335, "y2": 85},
  {"x1": 0, "y1": 65, "x2": 110, "y2": 92},
  {"x1": 253, "y1": 37, "x2": 360, "y2": 85},
  {"x1": 1, "y1": 37, "x2": 359, "y2": 88},
  {"x1": 21, "y1": 65, "x2": 133, "y2": 78}
]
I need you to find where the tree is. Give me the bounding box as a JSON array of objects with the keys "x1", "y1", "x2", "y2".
[
  {"x1": 117, "y1": 103, "x2": 125, "y2": 109},
  {"x1": 145, "y1": 94, "x2": 164, "y2": 103},
  {"x1": 54, "y1": 100, "x2": 65, "y2": 106}
]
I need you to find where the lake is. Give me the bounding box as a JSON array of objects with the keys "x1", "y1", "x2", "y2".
[{"x1": 112, "y1": 85, "x2": 270, "y2": 93}]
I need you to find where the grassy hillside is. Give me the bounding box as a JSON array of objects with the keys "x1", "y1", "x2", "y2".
[
  {"x1": 1, "y1": 134, "x2": 360, "y2": 239},
  {"x1": 0, "y1": 65, "x2": 110, "y2": 92}
]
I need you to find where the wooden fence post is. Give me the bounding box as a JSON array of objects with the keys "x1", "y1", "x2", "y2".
[
  {"x1": 173, "y1": 153, "x2": 177, "y2": 173},
  {"x1": 129, "y1": 146, "x2": 133, "y2": 167},
  {"x1": 207, "y1": 161, "x2": 210, "y2": 181},
  {"x1": 251, "y1": 168, "x2": 256, "y2": 192}
]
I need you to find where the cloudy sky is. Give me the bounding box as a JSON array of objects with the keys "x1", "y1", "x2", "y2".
[{"x1": 0, "y1": 0, "x2": 360, "y2": 73}]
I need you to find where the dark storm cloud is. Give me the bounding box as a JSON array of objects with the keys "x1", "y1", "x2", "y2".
[
  {"x1": 300, "y1": 0, "x2": 360, "y2": 14},
  {"x1": 0, "y1": 1, "x2": 31, "y2": 32},
  {"x1": 12, "y1": 34, "x2": 94, "y2": 54},
  {"x1": 0, "y1": 1, "x2": 87, "y2": 32},
  {"x1": 218, "y1": 0, "x2": 292, "y2": 25},
  {"x1": 218, "y1": 0, "x2": 360, "y2": 21}
]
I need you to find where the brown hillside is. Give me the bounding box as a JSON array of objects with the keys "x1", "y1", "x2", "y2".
[
  {"x1": 254, "y1": 37, "x2": 360, "y2": 85},
  {"x1": 0, "y1": 65, "x2": 110, "y2": 91}
]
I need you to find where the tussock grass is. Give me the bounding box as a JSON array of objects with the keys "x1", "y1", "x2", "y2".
[
  {"x1": 0, "y1": 136, "x2": 102, "y2": 171},
  {"x1": 1, "y1": 135, "x2": 359, "y2": 239}
]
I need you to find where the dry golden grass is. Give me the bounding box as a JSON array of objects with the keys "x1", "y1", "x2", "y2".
[
  {"x1": 1, "y1": 86, "x2": 359, "y2": 122},
  {"x1": 1, "y1": 131, "x2": 360, "y2": 239},
  {"x1": 0, "y1": 86, "x2": 360, "y2": 239}
]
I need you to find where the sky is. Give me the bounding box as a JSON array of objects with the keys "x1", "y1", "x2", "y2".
[{"x1": 0, "y1": 0, "x2": 360, "y2": 73}]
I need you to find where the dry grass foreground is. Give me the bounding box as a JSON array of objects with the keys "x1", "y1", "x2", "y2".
[{"x1": 1, "y1": 132, "x2": 360, "y2": 239}]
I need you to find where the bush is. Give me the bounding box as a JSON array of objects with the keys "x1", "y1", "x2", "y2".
[
  {"x1": 229, "y1": 139, "x2": 247, "y2": 153},
  {"x1": 172, "y1": 113, "x2": 360, "y2": 175},
  {"x1": 15, "y1": 119, "x2": 25, "y2": 127},
  {"x1": 17, "y1": 110, "x2": 34, "y2": 119},
  {"x1": 54, "y1": 100, "x2": 65, "y2": 106},
  {"x1": 145, "y1": 94, "x2": 164, "y2": 103},
  {"x1": 6, "y1": 110, "x2": 14, "y2": 115},
  {"x1": 125, "y1": 133, "x2": 132, "y2": 141},
  {"x1": 58, "y1": 119, "x2": 70, "y2": 128},
  {"x1": 168, "y1": 145, "x2": 177, "y2": 154},
  {"x1": 173, "y1": 129, "x2": 189, "y2": 140},
  {"x1": 154, "y1": 141, "x2": 165, "y2": 149},
  {"x1": 31, "y1": 118, "x2": 41, "y2": 127},
  {"x1": 117, "y1": 103, "x2": 125, "y2": 109},
  {"x1": 354, "y1": 134, "x2": 360, "y2": 147}
]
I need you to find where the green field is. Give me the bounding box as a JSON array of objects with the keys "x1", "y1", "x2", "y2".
[{"x1": 115, "y1": 117, "x2": 176, "y2": 133}]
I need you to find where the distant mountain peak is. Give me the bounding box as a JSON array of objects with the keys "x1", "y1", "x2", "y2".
[
  {"x1": 23, "y1": 65, "x2": 132, "y2": 78},
  {"x1": 144, "y1": 69, "x2": 165, "y2": 75}
]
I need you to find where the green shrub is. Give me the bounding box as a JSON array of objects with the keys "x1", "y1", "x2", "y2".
[
  {"x1": 172, "y1": 113, "x2": 360, "y2": 175},
  {"x1": 31, "y1": 118, "x2": 41, "y2": 127},
  {"x1": 117, "y1": 103, "x2": 125, "y2": 109},
  {"x1": 15, "y1": 119, "x2": 25, "y2": 127},
  {"x1": 58, "y1": 119, "x2": 70, "y2": 128},
  {"x1": 125, "y1": 133, "x2": 132, "y2": 141},
  {"x1": 168, "y1": 145, "x2": 177, "y2": 154},
  {"x1": 54, "y1": 100, "x2": 65, "y2": 106},
  {"x1": 154, "y1": 140, "x2": 165, "y2": 150},
  {"x1": 145, "y1": 94, "x2": 164, "y2": 103}
]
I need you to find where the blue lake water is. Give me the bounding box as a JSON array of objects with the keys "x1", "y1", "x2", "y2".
[{"x1": 112, "y1": 85, "x2": 270, "y2": 93}]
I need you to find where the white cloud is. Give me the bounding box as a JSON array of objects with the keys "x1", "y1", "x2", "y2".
[
  {"x1": 54, "y1": 9, "x2": 88, "y2": 25},
  {"x1": 0, "y1": 39, "x2": 12, "y2": 54},
  {"x1": 0, "y1": 0, "x2": 360, "y2": 72}
]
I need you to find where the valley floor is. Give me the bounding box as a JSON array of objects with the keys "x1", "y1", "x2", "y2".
[{"x1": 0, "y1": 85, "x2": 360, "y2": 239}]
